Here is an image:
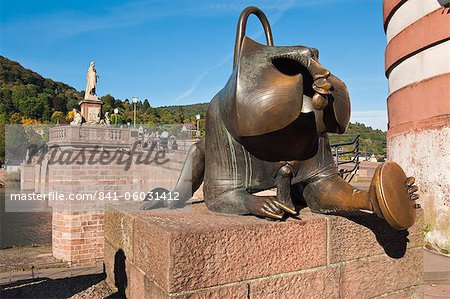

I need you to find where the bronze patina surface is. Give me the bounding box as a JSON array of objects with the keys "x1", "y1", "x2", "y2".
[{"x1": 142, "y1": 6, "x2": 419, "y2": 230}]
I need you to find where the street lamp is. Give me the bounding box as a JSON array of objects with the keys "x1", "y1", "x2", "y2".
[
  {"x1": 195, "y1": 114, "x2": 201, "y2": 137},
  {"x1": 132, "y1": 96, "x2": 138, "y2": 128},
  {"x1": 114, "y1": 108, "x2": 119, "y2": 125}
]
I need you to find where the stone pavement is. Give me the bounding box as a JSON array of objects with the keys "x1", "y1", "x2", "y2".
[
  {"x1": 424, "y1": 249, "x2": 450, "y2": 298},
  {"x1": 0, "y1": 244, "x2": 102, "y2": 286}
]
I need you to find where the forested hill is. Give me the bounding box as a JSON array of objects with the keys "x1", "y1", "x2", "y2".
[
  {"x1": 0, "y1": 56, "x2": 386, "y2": 155},
  {"x1": 0, "y1": 56, "x2": 208, "y2": 125},
  {"x1": 329, "y1": 123, "x2": 386, "y2": 155},
  {"x1": 0, "y1": 56, "x2": 83, "y2": 123}
]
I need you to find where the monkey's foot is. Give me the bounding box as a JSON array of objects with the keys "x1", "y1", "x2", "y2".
[
  {"x1": 246, "y1": 196, "x2": 298, "y2": 220},
  {"x1": 369, "y1": 162, "x2": 420, "y2": 230}
]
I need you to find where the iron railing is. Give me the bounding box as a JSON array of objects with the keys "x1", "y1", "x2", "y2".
[{"x1": 330, "y1": 134, "x2": 360, "y2": 183}]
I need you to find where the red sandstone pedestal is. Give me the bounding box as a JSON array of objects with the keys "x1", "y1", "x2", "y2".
[
  {"x1": 104, "y1": 202, "x2": 424, "y2": 298},
  {"x1": 79, "y1": 98, "x2": 103, "y2": 124}
]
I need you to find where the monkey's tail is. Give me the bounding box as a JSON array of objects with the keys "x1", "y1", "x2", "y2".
[
  {"x1": 141, "y1": 138, "x2": 205, "y2": 210},
  {"x1": 169, "y1": 138, "x2": 205, "y2": 208}
]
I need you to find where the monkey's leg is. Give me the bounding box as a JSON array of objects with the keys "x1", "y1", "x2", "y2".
[
  {"x1": 303, "y1": 175, "x2": 372, "y2": 212},
  {"x1": 303, "y1": 162, "x2": 420, "y2": 230},
  {"x1": 141, "y1": 138, "x2": 205, "y2": 210}
]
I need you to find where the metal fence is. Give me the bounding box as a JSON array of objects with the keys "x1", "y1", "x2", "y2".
[{"x1": 330, "y1": 134, "x2": 360, "y2": 183}]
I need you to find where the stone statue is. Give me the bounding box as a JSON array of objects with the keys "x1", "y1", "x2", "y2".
[
  {"x1": 105, "y1": 112, "x2": 110, "y2": 126},
  {"x1": 142, "y1": 7, "x2": 420, "y2": 230},
  {"x1": 100, "y1": 112, "x2": 110, "y2": 126},
  {"x1": 24, "y1": 149, "x2": 30, "y2": 163},
  {"x1": 70, "y1": 109, "x2": 82, "y2": 126},
  {"x1": 84, "y1": 61, "x2": 99, "y2": 100}
]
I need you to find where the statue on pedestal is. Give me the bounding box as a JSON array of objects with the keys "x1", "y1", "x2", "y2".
[
  {"x1": 100, "y1": 112, "x2": 111, "y2": 126},
  {"x1": 79, "y1": 61, "x2": 104, "y2": 124},
  {"x1": 142, "y1": 7, "x2": 420, "y2": 230},
  {"x1": 85, "y1": 61, "x2": 99, "y2": 101},
  {"x1": 70, "y1": 109, "x2": 82, "y2": 126}
]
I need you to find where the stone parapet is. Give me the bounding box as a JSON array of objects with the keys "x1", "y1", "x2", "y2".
[
  {"x1": 48, "y1": 125, "x2": 134, "y2": 146},
  {"x1": 104, "y1": 202, "x2": 424, "y2": 298}
]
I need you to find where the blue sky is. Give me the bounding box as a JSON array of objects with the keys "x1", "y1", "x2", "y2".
[{"x1": 1, "y1": 0, "x2": 388, "y2": 129}]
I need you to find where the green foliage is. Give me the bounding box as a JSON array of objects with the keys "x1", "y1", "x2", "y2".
[
  {"x1": 110, "y1": 114, "x2": 123, "y2": 125},
  {"x1": 51, "y1": 111, "x2": 65, "y2": 124},
  {"x1": 0, "y1": 56, "x2": 82, "y2": 123},
  {"x1": 329, "y1": 122, "x2": 387, "y2": 156},
  {"x1": 66, "y1": 98, "x2": 80, "y2": 111}
]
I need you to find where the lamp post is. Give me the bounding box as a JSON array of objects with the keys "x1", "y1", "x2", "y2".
[
  {"x1": 114, "y1": 108, "x2": 119, "y2": 125},
  {"x1": 195, "y1": 114, "x2": 201, "y2": 137},
  {"x1": 132, "y1": 96, "x2": 138, "y2": 128}
]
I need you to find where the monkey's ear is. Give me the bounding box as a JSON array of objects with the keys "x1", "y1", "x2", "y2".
[
  {"x1": 236, "y1": 36, "x2": 266, "y2": 67},
  {"x1": 310, "y1": 48, "x2": 319, "y2": 60}
]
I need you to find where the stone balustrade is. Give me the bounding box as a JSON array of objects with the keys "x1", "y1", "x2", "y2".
[{"x1": 48, "y1": 125, "x2": 134, "y2": 146}]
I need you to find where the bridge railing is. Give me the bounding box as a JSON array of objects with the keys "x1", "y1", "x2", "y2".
[
  {"x1": 48, "y1": 125, "x2": 133, "y2": 145},
  {"x1": 330, "y1": 134, "x2": 360, "y2": 183}
]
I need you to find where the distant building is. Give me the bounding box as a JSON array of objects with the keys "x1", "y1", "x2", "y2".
[
  {"x1": 5, "y1": 160, "x2": 21, "y2": 172},
  {"x1": 181, "y1": 123, "x2": 196, "y2": 132}
]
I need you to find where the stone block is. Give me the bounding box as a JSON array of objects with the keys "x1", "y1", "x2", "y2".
[
  {"x1": 372, "y1": 285, "x2": 423, "y2": 299},
  {"x1": 249, "y1": 266, "x2": 340, "y2": 299},
  {"x1": 104, "y1": 202, "x2": 424, "y2": 298},
  {"x1": 328, "y1": 209, "x2": 424, "y2": 263},
  {"x1": 105, "y1": 239, "x2": 248, "y2": 299},
  {"x1": 340, "y1": 247, "x2": 423, "y2": 298},
  {"x1": 172, "y1": 284, "x2": 249, "y2": 299},
  {"x1": 104, "y1": 209, "x2": 135, "y2": 262},
  {"x1": 131, "y1": 203, "x2": 326, "y2": 293}
]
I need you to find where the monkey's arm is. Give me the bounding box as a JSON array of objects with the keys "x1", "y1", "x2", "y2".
[{"x1": 323, "y1": 74, "x2": 351, "y2": 134}]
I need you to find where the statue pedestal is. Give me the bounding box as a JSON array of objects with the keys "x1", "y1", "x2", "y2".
[
  {"x1": 104, "y1": 202, "x2": 424, "y2": 298},
  {"x1": 79, "y1": 97, "x2": 103, "y2": 124}
]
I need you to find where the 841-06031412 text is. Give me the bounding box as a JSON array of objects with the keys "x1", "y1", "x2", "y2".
[{"x1": 9, "y1": 191, "x2": 180, "y2": 201}]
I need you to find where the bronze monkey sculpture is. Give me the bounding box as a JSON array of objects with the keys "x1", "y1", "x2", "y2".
[{"x1": 142, "y1": 6, "x2": 419, "y2": 230}]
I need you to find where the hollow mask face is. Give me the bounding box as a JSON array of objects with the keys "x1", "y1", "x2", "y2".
[
  {"x1": 234, "y1": 36, "x2": 320, "y2": 138},
  {"x1": 217, "y1": 7, "x2": 350, "y2": 161}
]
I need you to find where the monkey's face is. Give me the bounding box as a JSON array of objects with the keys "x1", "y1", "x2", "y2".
[{"x1": 234, "y1": 36, "x2": 319, "y2": 138}]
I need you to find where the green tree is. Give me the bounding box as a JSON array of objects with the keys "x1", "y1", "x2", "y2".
[
  {"x1": 52, "y1": 95, "x2": 67, "y2": 113},
  {"x1": 51, "y1": 111, "x2": 64, "y2": 124},
  {"x1": 143, "y1": 99, "x2": 150, "y2": 109},
  {"x1": 101, "y1": 94, "x2": 115, "y2": 107},
  {"x1": 110, "y1": 114, "x2": 123, "y2": 125},
  {"x1": 66, "y1": 98, "x2": 80, "y2": 111},
  {"x1": 159, "y1": 108, "x2": 175, "y2": 124}
]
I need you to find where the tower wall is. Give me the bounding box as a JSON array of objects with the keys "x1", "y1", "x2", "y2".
[{"x1": 383, "y1": 0, "x2": 450, "y2": 251}]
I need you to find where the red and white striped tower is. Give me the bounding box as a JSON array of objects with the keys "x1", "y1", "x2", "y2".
[{"x1": 383, "y1": 0, "x2": 450, "y2": 251}]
